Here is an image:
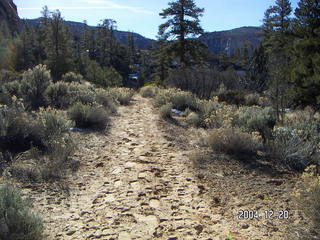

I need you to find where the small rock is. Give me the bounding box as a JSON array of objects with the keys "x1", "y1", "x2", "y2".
[
  {"x1": 95, "y1": 162, "x2": 104, "y2": 168},
  {"x1": 241, "y1": 224, "x2": 250, "y2": 229},
  {"x1": 194, "y1": 224, "x2": 203, "y2": 235},
  {"x1": 266, "y1": 179, "x2": 284, "y2": 186},
  {"x1": 66, "y1": 230, "x2": 76, "y2": 236},
  {"x1": 257, "y1": 194, "x2": 265, "y2": 200}
]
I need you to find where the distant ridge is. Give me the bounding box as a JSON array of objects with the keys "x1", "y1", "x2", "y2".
[
  {"x1": 21, "y1": 19, "x2": 262, "y2": 53},
  {"x1": 22, "y1": 18, "x2": 156, "y2": 50},
  {"x1": 199, "y1": 27, "x2": 263, "y2": 55}
]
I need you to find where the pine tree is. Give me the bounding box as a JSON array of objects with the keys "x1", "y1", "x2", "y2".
[
  {"x1": 127, "y1": 32, "x2": 136, "y2": 66},
  {"x1": 96, "y1": 19, "x2": 117, "y2": 67},
  {"x1": 246, "y1": 43, "x2": 268, "y2": 93},
  {"x1": 44, "y1": 9, "x2": 73, "y2": 80},
  {"x1": 290, "y1": 0, "x2": 320, "y2": 108},
  {"x1": 158, "y1": 0, "x2": 206, "y2": 67},
  {"x1": 262, "y1": 0, "x2": 292, "y2": 121},
  {"x1": 152, "y1": 39, "x2": 172, "y2": 83},
  {"x1": 16, "y1": 22, "x2": 37, "y2": 70}
]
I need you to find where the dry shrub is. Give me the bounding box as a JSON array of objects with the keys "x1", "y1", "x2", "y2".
[
  {"x1": 294, "y1": 166, "x2": 320, "y2": 236},
  {"x1": 186, "y1": 112, "x2": 201, "y2": 127},
  {"x1": 154, "y1": 88, "x2": 174, "y2": 108},
  {"x1": 284, "y1": 106, "x2": 316, "y2": 126},
  {"x1": 106, "y1": 87, "x2": 135, "y2": 105},
  {"x1": 95, "y1": 89, "x2": 117, "y2": 113},
  {"x1": 245, "y1": 93, "x2": 260, "y2": 106},
  {"x1": 160, "y1": 103, "x2": 172, "y2": 120},
  {"x1": 208, "y1": 128, "x2": 260, "y2": 158},
  {"x1": 201, "y1": 98, "x2": 238, "y2": 129}
]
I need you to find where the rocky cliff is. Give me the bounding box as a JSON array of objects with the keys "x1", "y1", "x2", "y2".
[{"x1": 0, "y1": 0, "x2": 19, "y2": 33}]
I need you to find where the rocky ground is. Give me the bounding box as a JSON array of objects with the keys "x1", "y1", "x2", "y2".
[{"x1": 10, "y1": 95, "x2": 310, "y2": 239}]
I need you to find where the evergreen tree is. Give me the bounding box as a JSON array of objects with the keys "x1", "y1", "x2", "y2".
[
  {"x1": 158, "y1": 0, "x2": 206, "y2": 66},
  {"x1": 246, "y1": 43, "x2": 268, "y2": 93},
  {"x1": 127, "y1": 32, "x2": 136, "y2": 66},
  {"x1": 44, "y1": 9, "x2": 73, "y2": 80},
  {"x1": 290, "y1": 0, "x2": 320, "y2": 108},
  {"x1": 152, "y1": 39, "x2": 172, "y2": 83},
  {"x1": 96, "y1": 19, "x2": 117, "y2": 67},
  {"x1": 16, "y1": 22, "x2": 37, "y2": 70},
  {"x1": 262, "y1": 0, "x2": 292, "y2": 121}
]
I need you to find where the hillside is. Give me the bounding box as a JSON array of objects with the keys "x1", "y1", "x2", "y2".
[
  {"x1": 199, "y1": 27, "x2": 263, "y2": 55},
  {"x1": 23, "y1": 18, "x2": 156, "y2": 50},
  {"x1": 22, "y1": 19, "x2": 262, "y2": 53}
]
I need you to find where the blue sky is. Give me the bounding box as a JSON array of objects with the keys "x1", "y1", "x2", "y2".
[{"x1": 15, "y1": 0, "x2": 299, "y2": 39}]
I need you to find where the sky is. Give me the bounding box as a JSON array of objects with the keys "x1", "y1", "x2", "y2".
[{"x1": 15, "y1": 0, "x2": 299, "y2": 39}]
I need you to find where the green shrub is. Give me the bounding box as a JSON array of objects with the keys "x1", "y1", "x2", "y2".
[
  {"x1": 61, "y1": 72, "x2": 84, "y2": 83},
  {"x1": 85, "y1": 60, "x2": 122, "y2": 87},
  {"x1": 153, "y1": 88, "x2": 198, "y2": 111},
  {"x1": 170, "y1": 91, "x2": 199, "y2": 111},
  {"x1": 106, "y1": 88, "x2": 135, "y2": 105},
  {"x1": 0, "y1": 70, "x2": 20, "y2": 84},
  {"x1": 1, "y1": 106, "x2": 75, "y2": 181},
  {"x1": 45, "y1": 82, "x2": 71, "y2": 109},
  {"x1": 0, "y1": 101, "x2": 44, "y2": 155},
  {"x1": 140, "y1": 86, "x2": 159, "y2": 98},
  {"x1": 266, "y1": 125, "x2": 319, "y2": 171},
  {"x1": 237, "y1": 107, "x2": 276, "y2": 142},
  {"x1": 3, "y1": 80, "x2": 21, "y2": 97},
  {"x1": 68, "y1": 103, "x2": 109, "y2": 130},
  {"x1": 20, "y1": 64, "x2": 52, "y2": 110},
  {"x1": 0, "y1": 80, "x2": 22, "y2": 105},
  {"x1": 0, "y1": 184, "x2": 43, "y2": 240},
  {"x1": 36, "y1": 109, "x2": 72, "y2": 148},
  {"x1": 160, "y1": 103, "x2": 172, "y2": 120},
  {"x1": 104, "y1": 67, "x2": 123, "y2": 87},
  {"x1": 68, "y1": 82, "x2": 96, "y2": 105},
  {"x1": 208, "y1": 128, "x2": 260, "y2": 158}
]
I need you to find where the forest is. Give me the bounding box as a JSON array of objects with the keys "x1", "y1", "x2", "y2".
[{"x1": 0, "y1": 0, "x2": 319, "y2": 239}]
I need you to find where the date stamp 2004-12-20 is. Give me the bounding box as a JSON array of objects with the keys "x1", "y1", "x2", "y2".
[{"x1": 237, "y1": 210, "x2": 290, "y2": 220}]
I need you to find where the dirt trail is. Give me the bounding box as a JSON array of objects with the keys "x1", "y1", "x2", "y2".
[{"x1": 29, "y1": 95, "x2": 233, "y2": 240}]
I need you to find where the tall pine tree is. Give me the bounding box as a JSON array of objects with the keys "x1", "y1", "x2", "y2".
[
  {"x1": 262, "y1": 0, "x2": 292, "y2": 121},
  {"x1": 290, "y1": 0, "x2": 320, "y2": 108},
  {"x1": 44, "y1": 9, "x2": 73, "y2": 80},
  {"x1": 158, "y1": 0, "x2": 206, "y2": 67}
]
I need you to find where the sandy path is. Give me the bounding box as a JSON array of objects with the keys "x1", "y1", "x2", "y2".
[{"x1": 29, "y1": 95, "x2": 233, "y2": 240}]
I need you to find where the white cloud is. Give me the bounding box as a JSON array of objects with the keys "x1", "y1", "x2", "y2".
[
  {"x1": 85, "y1": 0, "x2": 153, "y2": 14},
  {"x1": 19, "y1": 0, "x2": 154, "y2": 14}
]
